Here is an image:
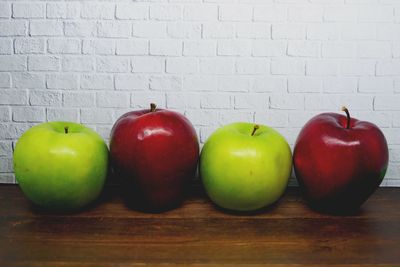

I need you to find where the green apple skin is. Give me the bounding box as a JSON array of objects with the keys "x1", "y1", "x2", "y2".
[
  {"x1": 13, "y1": 122, "x2": 108, "y2": 211},
  {"x1": 200, "y1": 122, "x2": 292, "y2": 211}
]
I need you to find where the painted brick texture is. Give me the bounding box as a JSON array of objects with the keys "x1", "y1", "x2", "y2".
[{"x1": 0, "y1": 0, "x2": 399, "y2": 186}]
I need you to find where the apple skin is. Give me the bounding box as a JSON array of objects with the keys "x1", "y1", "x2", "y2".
[
  {"x1": 13, "y1": 122, "x2": 109, "y2": 211},
  {"x1": 110, "y1": 106, "x2": 199, "y2": 211},
  {"x1": 293, "y1": 110, "x2": 389, "y2": 212},
  {"x1": 200, "y1": 122, "x2": 292, "y2": 212}
]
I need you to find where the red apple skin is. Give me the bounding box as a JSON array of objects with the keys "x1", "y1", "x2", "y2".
[
  {"x1": 293, "y1": 112, "x2": 388, "y2": 212},
  {"x1": 110, "y1": 107, "x2": 199, "y2": 211}
]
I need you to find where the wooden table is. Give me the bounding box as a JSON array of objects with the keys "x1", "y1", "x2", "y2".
[{"x1": 1, "y1": 184, "x2": 399, "y2": 266}]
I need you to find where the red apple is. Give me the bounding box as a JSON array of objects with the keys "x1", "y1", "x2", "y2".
[
  {"x1": 110, "y1": 103, "x2": 199, "y2": 211},
  {"x1": 293, "y1": 107, "x2": 388, "y2": 212}
]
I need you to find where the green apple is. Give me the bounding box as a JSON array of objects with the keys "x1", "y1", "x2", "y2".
[
  {"x1": 200, "y1": 122, "x2": 292, "y2": 211},
  {"x1": 13, "y1": 122, "x2": 108, "y2": 211}
]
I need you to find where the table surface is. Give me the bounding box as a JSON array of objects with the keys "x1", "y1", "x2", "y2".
[{"x1": 0, "y1": 185, "x2": 399, "y2": 267}]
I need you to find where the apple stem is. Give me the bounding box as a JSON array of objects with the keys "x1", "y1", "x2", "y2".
[
  {"x1": 150, "y1": 103, "x2": 157, "y2": 112},
  {"x1": 64, "y1": 126, "x2": 68, "y2": 134},
  {"x1": 251, "y1": 124, "x2": 260, "y2": 136},
  {"x1": 341, "y1": 106, "x2": 351, "y2": 129}
]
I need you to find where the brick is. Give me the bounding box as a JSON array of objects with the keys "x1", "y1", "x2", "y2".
[
  {"x1": 287, "y1": 41, "x2": 320, "y2": 57},
  {"x1": 47, "y1": 3, "x2": 80, "y2": 19},
  {"x1": 183, "y1": 76, "x2": 217, "y2": 91},
  {"x1": 48, "y1": 39, "x2": 80, "y2": 54},
  {"x1": 166, "y1": 93, "x2": 201, "y2": 109},
  {"x1": 0, "y1": 38, "x2": 12, "y2": 54},
  {"x1": 219, "y1": 5, "x2": 252, "y2": 21},
  {"x1": 0, "y1": 107, "x2": 10, "y2": 122},
  {"x1": 185, "y1": 110, "x2": 218, "y2": 126},
  {"x1": 116, "y1": 4, "x2": 148, "y2": 20},
  {"x1": 115, "y1": 74, "x2": 148, "y2": 90},
  {"x1": 288, "y1": 77, "x2": 322, "y2": 93},
  {"x1": 322, "y1": 42, "x2": 356, "y2": 58},
  {"x1": 0, "y1": 90, "x2": 27, "y2": 105},
  {"x1": 272, "y1": 24, "x2": 305, "y2": 39},
  {"x1": 183, "y1": 40, "x2": 216, "y2": 56},
  {"x1": 0, "y1": 124, "x2": 30, "y2": 139},
  {"x1": 30, "y1": 21, "x2": 63, "y2": 36},
  {"x1": 359, "y1": 78, "x2": 394, "y2": 93},
  {"x1": 271, "y1": 59, "x2": 305, "y2": 75},
  {"x1": 323, "y1": 77, "x2": 357, "y2": 93},
  {"x1": 358, "y1": 6, "x2": 394, "y2": 22},
  {"x1": 255, "y1": 110, "x2": 288, "y2": 127},
  {"x1": 150, "y1": 40, "x2": 182, "y2": 56},
  {"x1": 200, "y1": 94, "x2": 231, "y2": 109},
  {"x1": 270, "y1": 94, "x2": 304, "y2": 110},
  {"x1": 132, "y1": 56, "x2": 164, "y2": 73},
  {"x1": 217, "y1": 40, "x2": 252, "y2": 56},
  {"x1": 288, "y1": 6, "x2": 323, "y2": 22},
  {"x1": 236, "y1": 58, "x2": 269, "y2": 74},
  {"x1": 97, "y1": 92, "x2": 130, "y2": 108},
  {"x1": 97, "y1": 21, "x2": 131, "y2": 38},
  {"x1": 0, "y1": 3, "x2": 11, "y2": 18},
  {"x1": 234, "y1": 93, "x2": 269, "y2": 110},
  {"x1": 252, "y1": 40, "x2": 286, "y2": 57},
  {"x1": 0, "y1": 173, "x2": 15, "y2": 183},
  {"x1": 0, "y1": 73, "x2": 11, "y2": 88},
  {"x1": 96, "y1": 57, "x2": 129, "y2": 73},
  {"x1": 202, "y1": 23, "x2": 235, "y2": 39},
  {"x1": 14, "y1": 38, "x2": 45, "y2": 54},
  {"x1": 305, "y1": 94, "x2": 373, "y2": 110},
  {"x1": 358, "y1": 42, "x2": 391, "y2": 58},
  {"x1": 150, "y1": 5, "x2": 181, "y2": 21},
  {"x1": 0, "y1": 21, "x2": 26, "y2": 36},
  {"x1": 29, "y1": 90, "x2": 62, "y2": 106},
  {"x1": 131, "y1": 92, "x2": 166, "y2": 109},
  {"x1": 166, "y1": 58, "x2": 198, "y2": 74},
  {"x1": 376, "y1": 61, "x2": 400, "y2": 76},
  {"x1": 116, "y1": 39, "x2": 148, "y2": 55},
  {"x1": 81, "y1": 74, "x2": 113, "y2": 90},
  {"x1": 81, "y1": 3, "x2": 115, "y2": 19},
  {"x1": 62, "y1": 56, "x2": 94, "y2": 72},
  {"x1": 377, "y1": 24, "x2": 400, "y2": 41},
  {"x1": 199, "y1": 58, "x2": 234, "y2": 74},
  {"x1": 149, "y1": 75, "x2": 182, "y2": 91},
  {"x1": 28, "y1": 56, "x2": 60, "y2": 71},
  {"x1": 64, "y1": 21, "x2": 97, "y2": 37},
  {"x1": 254, "y1": 6, "x2": 287, "y2": 22},
  {"x1": 47, "y1": 74, "x2": 79, "y2": 90},
  {"x1": 0, "y1": 56, "x2": 26, "y2": 71},
  {"x1": 63, "y1": 92, "x2": 95, "y2": 108},
  {"x1": 307, "y1": 24, "x2": 340, "y2": 40},
  {"x1": 47, "y1": 108, "x2": 79, "y2": 122},
  {"x1": 253, "y1": 77, "x2": 287, "y2": 93},
  {"x1": 341, "y1": 60, "x2": 376, "y2": 76},
  {"x1": 12, "y1": 3, "x2": 45, "y2": 18},
  {"x1": 167, "y1": 22, "x2": 201, "y2": 39},
  {"x1": 352, "y1": 111, "x2": 392, "y2": 128},
  {"x1": 183, "y1": 5, "x2": 217, "y2": 21},
  {"x1": 218, "y1": 76, "x2": 250, "y2": 92},
  {"x1": 219, "y1": 110, "x2": 254, "y2": 126},
  {"x1": 81, "y1": 109, "x2": 113, "y2": 124},
  {"x1": 374, "y1": 95, "x2": 400, "y2": 110},
  {"x1": 342, "y1": 24, "x2": 376, "y2": 40},
  {"x1": 324, "y1": 6, "x2": 357, "y2": 22},
  {"x1": 82, "y1": 39, "x2": 115, "y2": 55},
  {"x1": 306, "y1": 60, "x2": 338, "y2": 76},
  {"x1": 12, "y1": 107, "x2": 45, "y2": 122},
  {"x1": 0, "y1": 141, "x2": 12, "y2": 156},
  {"x1": 0, "y1": 158, "x2": 13, "y2": 173},
  {"x1": 132, "y1": 22, "x2": 166, "y2": 38},
  {"x1": 12, "y1": 73, "x2": 45, "y2": 89},
  {"x1": 236, "y1": 23, "x2": 270, "y2": 39}
]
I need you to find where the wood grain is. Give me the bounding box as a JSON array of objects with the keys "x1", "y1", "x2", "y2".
[{"x1": 1, "y1": 184, "x2": 399, "y2": 266}]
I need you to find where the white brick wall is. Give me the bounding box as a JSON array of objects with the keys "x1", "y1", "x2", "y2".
[{"x1": 0, "y1": 0, "x2": 400, "y2": 187}]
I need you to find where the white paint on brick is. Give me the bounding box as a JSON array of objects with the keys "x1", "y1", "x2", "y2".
[{"x1": 0, "y1": 0, "x2": 399, "y2": 186}]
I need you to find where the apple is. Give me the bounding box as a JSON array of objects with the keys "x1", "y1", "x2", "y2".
[
  {"x1": 293, "y1": 107, "x2": 389, "y2": 212},
  {"x1": 200, "y1": 122, "x2": 292, "y2": 211},
  {"x1": 13, "y1": 122, "x2": 109, "y2": 211},
  {"x1": 110, "y1": 103, "x2": 199, "y2": 211}
]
